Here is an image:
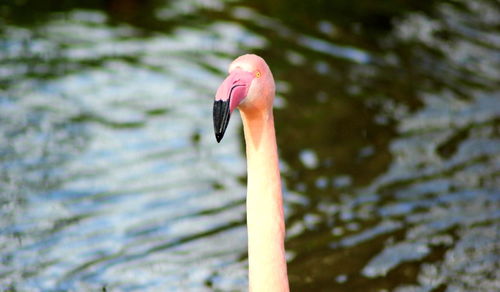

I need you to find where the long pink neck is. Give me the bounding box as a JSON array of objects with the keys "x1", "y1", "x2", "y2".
[{"x1": 240, "y1": 109, "x2": 289, "y2": 292}]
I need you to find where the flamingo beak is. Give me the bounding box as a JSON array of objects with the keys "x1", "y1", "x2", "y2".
[
  {"x1": 213, "y1": 98, "x2": 231, "y2": 143},
  {"x1": 213, "y1": 69, "x2": 254, "y2": 142}
]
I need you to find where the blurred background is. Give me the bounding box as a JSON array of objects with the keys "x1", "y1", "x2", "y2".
[{"x1": 1, "y1": 0, "x2": 499, "y2": 291}]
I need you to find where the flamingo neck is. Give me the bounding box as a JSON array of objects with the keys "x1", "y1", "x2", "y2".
[{"x1": 240, "y1": 109, "x2": 289, "y2": 292}]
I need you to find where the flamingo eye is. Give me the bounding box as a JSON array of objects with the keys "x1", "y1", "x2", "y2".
[{"x1": 255, "y1": 71, "x2": 261, "y2": 78}]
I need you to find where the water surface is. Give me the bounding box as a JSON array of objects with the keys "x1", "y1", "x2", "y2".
[{"x1": 1, "y1": 0, "x2": 499, "y2": 291}]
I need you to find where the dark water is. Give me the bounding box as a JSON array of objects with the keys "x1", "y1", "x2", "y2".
[{"x1": 1, "y1": 0, "x2": 499, "y2": 291}]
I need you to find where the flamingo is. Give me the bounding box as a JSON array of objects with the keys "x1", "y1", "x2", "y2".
[{"x1": 213, "y1": 54, "x2": 289, "y2": 291}]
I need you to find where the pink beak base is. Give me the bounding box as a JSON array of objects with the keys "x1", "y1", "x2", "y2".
[{"x1": 213, "y1": 69, "x2": 255, "y2": 142}]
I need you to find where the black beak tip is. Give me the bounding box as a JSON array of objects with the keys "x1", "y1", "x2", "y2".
[
  {"x1": 213, "y1": 99, "x2": 231, "y2": 144},
  {"x1": 215, "y1": 133, "x2": 224, "y2": 143}
]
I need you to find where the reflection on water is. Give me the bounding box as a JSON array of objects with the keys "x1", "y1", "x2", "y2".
[{"x1": 1, "y1": 0, "x2": 499, "y2": 291}]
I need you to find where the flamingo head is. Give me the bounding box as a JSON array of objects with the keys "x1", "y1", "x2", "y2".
[{"x1": 213, "y1": 54, "x2": 275, "y2": 142}]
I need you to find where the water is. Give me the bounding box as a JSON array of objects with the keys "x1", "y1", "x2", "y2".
[{"x1": 1, "y1": 0, "x2": 499, "y2": 291}]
